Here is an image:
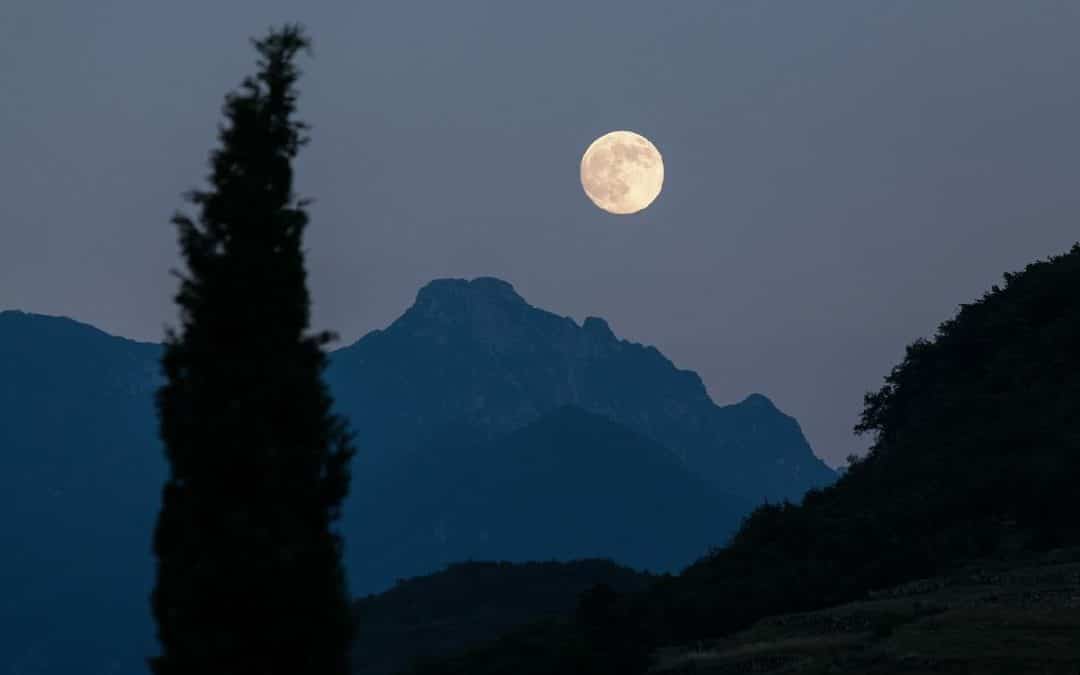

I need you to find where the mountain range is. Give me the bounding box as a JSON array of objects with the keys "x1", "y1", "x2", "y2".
[
  {"x1": 0, "y1": 277, "x2": 833, "y2": 675},
  {"x1": 399, "y1": 246, "x2": 1080, "y2": 675},
  {"x1": 328, "y1": 277, "x2": 834, "y2": 504}
]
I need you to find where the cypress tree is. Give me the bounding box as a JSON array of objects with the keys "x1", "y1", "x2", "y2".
[{"x1": 151, "y1": 24, "x2": 356, "y2": 675}]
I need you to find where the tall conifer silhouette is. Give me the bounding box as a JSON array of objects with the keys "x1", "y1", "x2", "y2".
[{"x1": 151, "y1": 25, "x2": 355, "y2": 675}]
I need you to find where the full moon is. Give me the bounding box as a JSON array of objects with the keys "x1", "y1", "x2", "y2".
[{"x1": 580, "y1": 130, "x2": 664, "y2": 215}]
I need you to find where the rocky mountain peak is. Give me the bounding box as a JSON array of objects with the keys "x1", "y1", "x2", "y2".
[
  {"x1": 400, "y1": 277, "x2": 536, "y2": 339},
  {"x1": 582, "y1": 316, "x2": 615, "y2": 340},
  {"x1": 414, "y1": 277, "x2": 525, "y2": 310},
  {"x1": 739, "y1": 392, "x2": 779, "y2": 412},
  {"x1": 328, "y1": 277, "x2": 835, "y2": 503}
]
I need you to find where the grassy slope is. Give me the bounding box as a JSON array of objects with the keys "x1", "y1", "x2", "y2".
[{"x1": 651, "y1": 547, "x2": 1080, "y2": 674}]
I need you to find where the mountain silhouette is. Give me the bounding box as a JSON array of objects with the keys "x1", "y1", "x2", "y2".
[
  {"x1": 327, "y1": 277, "x2": 835, "y2": 504},
  {"x1": 0, "y1": 310, "x2": 164, "y2": 675},
  {"x1": 401, "y1": 245, "x2": 1080, "y2": 675},
  {"x1": 0, "y1": 281, "x2": 829, "y2": 674},
  {"x1": 347, "y1": 405, "x2": 750, "y2": 593}
]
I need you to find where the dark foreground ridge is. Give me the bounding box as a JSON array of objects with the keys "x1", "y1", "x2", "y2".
[
  {"x1": 653, "y1": 548, "x2": 1080, "y2": 674},
  {"x1": 350, "y1": 559, "x2": 654, "y2": 675}
]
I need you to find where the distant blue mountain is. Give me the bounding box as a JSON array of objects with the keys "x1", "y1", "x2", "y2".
[
  {"x1": 0, "y1": 280, "x2": 832, "y2": 674},
  {"x1": 0, "y1": 310, "x2": 163, "y2": 675},
  {"x1": 328, "y1": 277, "x2": 835, "y2": 505},
  {"x1": 347, "y1": 405, "x2": 749, "y2": 594}
]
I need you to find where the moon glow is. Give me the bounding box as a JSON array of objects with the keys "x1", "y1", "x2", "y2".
[{"x1": 580, "y1": 130, "x2": 664, "y2": 215}]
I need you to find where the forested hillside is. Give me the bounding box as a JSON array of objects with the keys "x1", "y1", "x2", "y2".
[{"x1": 351, "y1": 560, "x2": 653, "y2": 675}]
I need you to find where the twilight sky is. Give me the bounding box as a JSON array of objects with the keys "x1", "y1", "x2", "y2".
[{"x1": 3, "y1": 1, "x2": 1079, "y2": 466}]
